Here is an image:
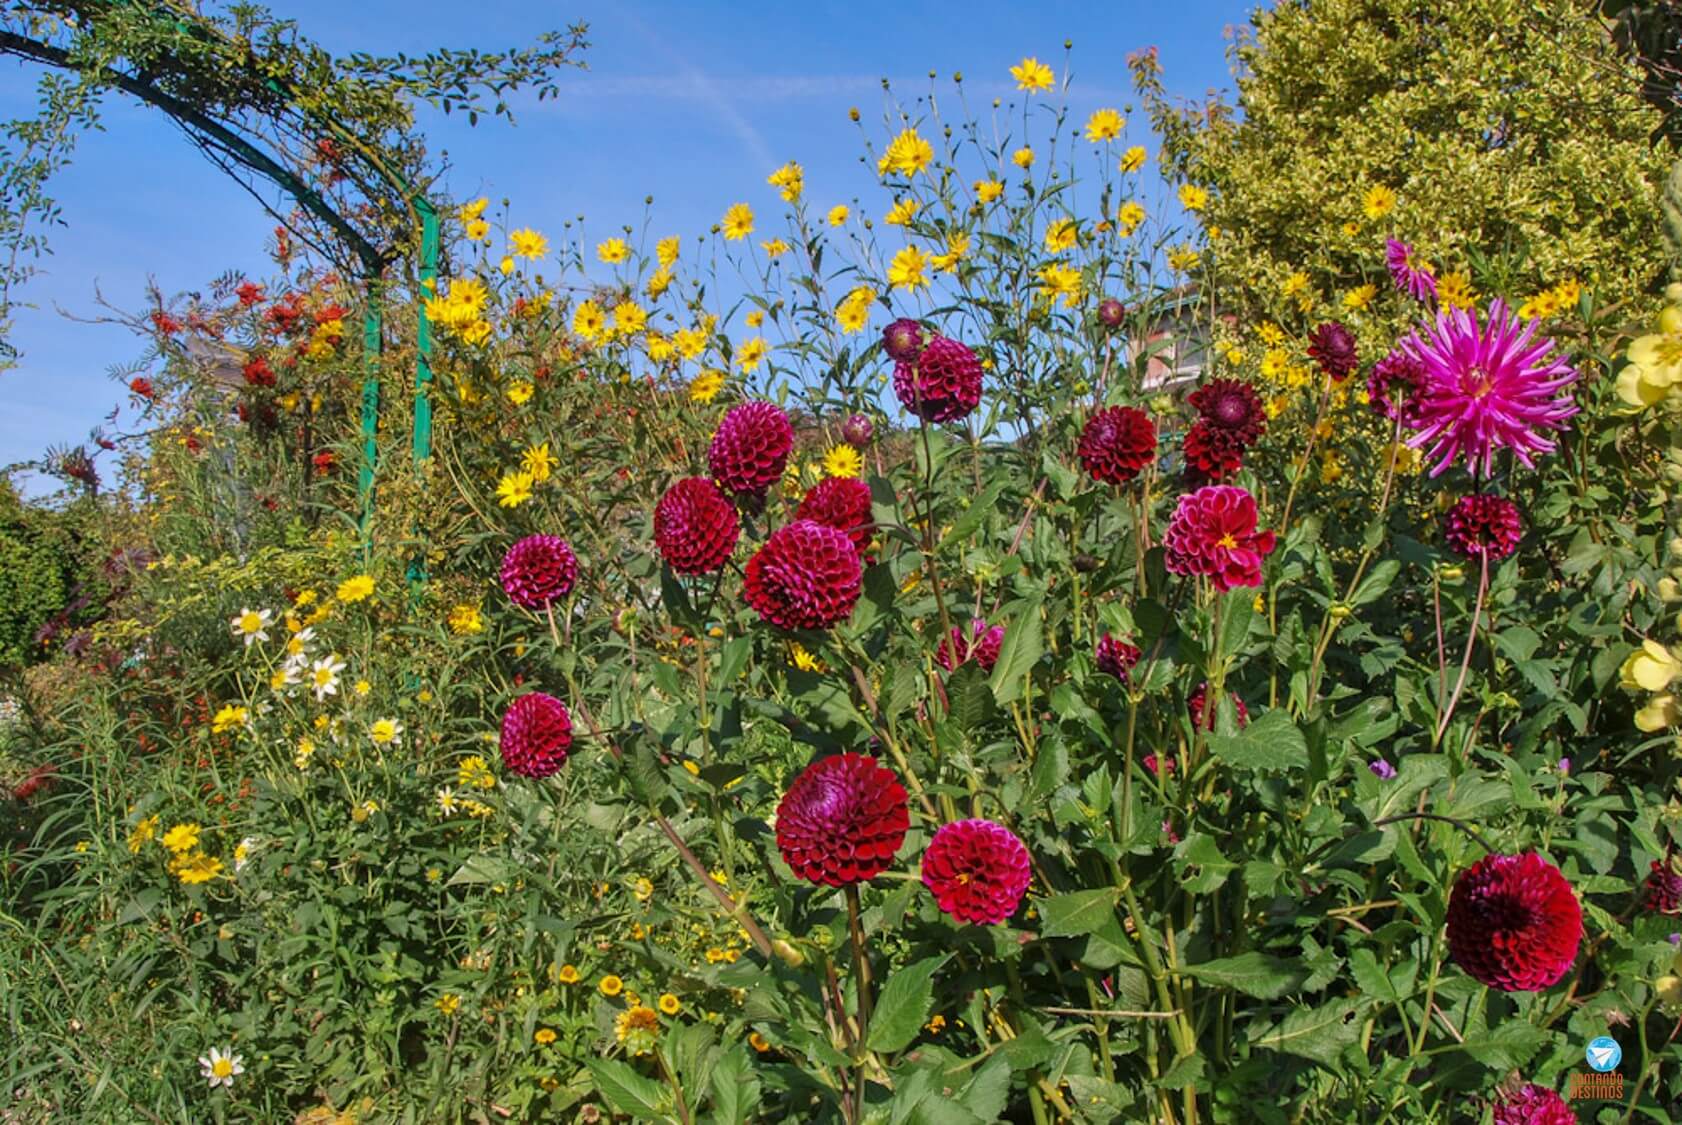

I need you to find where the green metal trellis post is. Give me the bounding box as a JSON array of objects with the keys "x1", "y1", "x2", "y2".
[
  {"x1": 406, "y1": 198, "x2": 440, "y2": 595},
  {"x1": 359, "y1": 284, "x2": 382, "y2": 553}
]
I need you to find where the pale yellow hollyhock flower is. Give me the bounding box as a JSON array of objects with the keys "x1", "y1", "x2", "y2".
[
  {"x1": 1621, "y1": 639, "x2": 1682, "y2": 692},
  {"x1": 1635, "y1": 693, "x2": 1682, "y2": 732}
]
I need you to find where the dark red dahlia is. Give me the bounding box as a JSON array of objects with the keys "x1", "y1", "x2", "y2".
[
  {"x1": 936, "y1": 619, "x2": 1005, "y2": 672},
  {"x1": 797, "y1": 477, "x2": 875, "y2": 557},
  {"x1": 708, "y1": 402, "x2": 793, "y2": 498},
  {"x1": 11, "y1": 763, "x2": 56, "y2": 803},
  {"x1": 1307, "y1": 321, "x2": 1358, "y2": 381},
  {"x1": 743, "y1": 519, "x2": 862, "y2": 631},
  {"x1": 1182, "y1": 420, "x2": 1247, "y2": 482},
  {"x1": 1444, "y1": 495, "x2": 1522, "y2": 561},
  {"x1": 1078, "y1": 406, "x2": 1157, "y2": 485},
  {"x1": 1163, "y1": 485, "x2": 1276, "y2": 591},
  {"x1": 1187, "y1": 379, "x2": 1265, "y2": 445},
  {"x1": 882, "y1": 318, "x2": 925, "y2": 363},
  {"x1": 775, "y1": 753, "x2": 909, "y2": 885},
  {"x1": 1096, "y1": 634, "x2": 1142, "y2": 681},
  {"x1": 842, "y1": 413, "x2": 875, "y2": 447},
  {"x1": 1446, "y1": 852, "x2": 1582, "y2": 991},
  {"x1": 893, "y1": 335, "x2": 983, "y2": 424},
  {"x1": 243, "y1": 356, "x2": 276, "y2": 387},
  {"x1": 655, "y1": 477, "x2": 741, "y2": 574},
  {"x1": 1641, "y1": 855, "x2": 1682, "y2": 914},
  {"x1": 499, "y1": 535, "x2": 578, "y2": 610},
  {"x1": 1097, "y1": 298, "x2": 1126, "y2": 330},
  {"x1": 499, "y1": 691, "x2": 573, "y2": 779},
  {"x1": 1143, "y1": 753, "x2": 1174, "y2": 777},
  {"x1": 1368, "y1": 350, "x2": 1426, "y2": 424},
  {"x1": 921, "y1": 819, "x2": 1032, "y2": 925},
  {"x1": 1188, "y1": 683, "x2": 1248, "y2": 731},
  {"x1": 1490, "y1": 1083, "x2": 1576, "y2": 1125}
]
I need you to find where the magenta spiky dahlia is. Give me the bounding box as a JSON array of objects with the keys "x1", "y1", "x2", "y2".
[
  {"x1": 1078, "y1": 406, "x2": 1156, "y2": 484},
  {"x1": 1307, "y1": 321, "x2": 1358, "y2": 381},
  {"x1": 1444, "y1": 494, "x2": 1522, "y2": 561},
  {"x1": 1396, "y1": 300, "x2": 1579, "y2": 477},
  {"x1": 1096, "y1": 634, "x2": 1142, "y2": 681},
  {"x1": 921, "y1": 819, "x2": 1032, "y2": 925},
  {"x1": 1446, "y1": 852, "x2": 1582, "y2": 991},
  {"x1": 743, "y1": 519, "x2": 863, "y2": 631},
  {"x1": 882, "y1": 318, "x2": 925, "y2": 363},
  {"x1": 1163, "y1": 485, "x2": 1276, "y2": 591},
  {"x1": 797, "y1": 477, "x2": 875, "y2": 557},
  {"x1": 1386, "y1": 238, "x2": 1438, "y2": 303},
  {"x1": 937, "y1": 619, "x2": 1005, "y2": 672},
  {"x1": 655, "y1": 477, "x2": 740, "y2": 574},
  {"x1": 1491, "y1": 1084, "x2": 1575, "y2": 1125},
  {"x1": 776, "y1": 753, "x2": 909, "y2": 885},
  {"x1": 708, "y1": 401, "x2": 794, "y2": 497},
  {"x1": 499, "y1": 535, "x2": 578, "y2": 610},
  {"x1": 893, "y1": 335, "x2": 983, "y2": 423},
  {"x1": 1368, "y1": 350, "x2": 1427, "y2": 425},
  {"x1": 500, "y1": 692, "x2": 573, "y2": 779},
  {"x1": 1187, "y1": 379, "x2": 1265, "y2": 445}
]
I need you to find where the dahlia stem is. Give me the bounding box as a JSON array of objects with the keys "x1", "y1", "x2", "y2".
[
  {"x1": 1371, "y1": 813, "x2": 1496, "y2": 857},
  {"x1": 654, "y1": 1044, "x2": 692, "y2": 1125},
  {"x1": 844, "y1": 884, "x2": 873, "y2": 1122},
  {"x1": 1276, "y1": 381, "x2": 1332, "y2": 541},
  {"x1": 915, "y1": 414, "x2": 957, "y2": 652},
  {"x1": 1433, "y1": 553, "x2": 1489, "y2": 747}
]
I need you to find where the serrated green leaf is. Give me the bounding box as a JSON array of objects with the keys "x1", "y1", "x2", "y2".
[
  {"x1": 1208, "y1": 708, "x2": 1307, "y2": 771},
  {"x1": 1184, "y1": 952, "x2": 1307, "y2": 999},
  {"x1": 868, "y1": 954, "x2": 950, "y2": 1054},
  {"x1": 1036, "y1": 889, "x2": 1120, "y2": 938}
]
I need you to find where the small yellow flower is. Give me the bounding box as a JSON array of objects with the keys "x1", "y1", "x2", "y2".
[
  {"x1": 127, "y1": 814, "x2": 159, "y2": 854},
  {"x1": 1116, "y1": 201, "x2": 1145, "y2": 237},
  {"x1": 887, "y1": 245, "x2": 930, "y2": 291},
  {"x1": 1118, "y1": 145, "x2": 1147, "y2": 173},
  {"x1": 597, "y1": 237, "x2": 629, "y2": 264},
  {"x1": 558, "y1": 964, "x2": 581, "y2": 984},
  {"x1": 210, "y1": 704, "x2": 247, "y2": 735},
  {"x1": 534, "y1": 1028, "x2": 557, "y2": 1045},
  {"x1": 1011, "y1": 146, "x2": 1035, "y2": 169},
  {"x1": 496, "y1": 470, "x2": 536, "y2": 508},
  {"x1": 353, "y1": 679, "x2": 372, "y2": 697},
  {"x1": 749, "y1": 1032, "x2": 771, "y2": 1052},
  {"x1": 337, "y1": 575, "x2": 375, "y2": 604},
  {"x1": 172, "y1": 852, "x2": 223, "y2": 884},
  {"x1": 826, "y1": 204, "x2": 849, "y2": 226},
  {"x1": 1045, "y1": 218, "x2": 1078, "y2": 254},
  {"x1": 721, "y1": 203, "x2": 754, "y2": 241},
  {"x1": 632, "y1": 876, "x2": 654, "y2": 902},
  {"x1": 884, "y1": 197, "x2": 918, "y2": 227},
  {"x1": 506, "y1": 381, "x2": 534, "y2": 406},
  {"x1": 599, "y1": 974, "x2": 624, "y2": 997},
  {"x1": 1084, "y1": 107, "x2": 1124, "y2": 142},
  {"x1": 658, "y1": 993, "x2": 681, "y2": 1015},
  {"x1": 1010, "y1": 56, "x2": 1055, "y2": 92},
  {"x1": 1342, "y1": 284, "x2": 1377, "y2": 313},
  {"x1": 458, "y1": 197, "x2": 488, "y2": 223},
  {"x1": 369, "y1": 718, "x2": 403, "y2": 747},
  {"x1": 823, "y1": 445, "x2": 863, "y2": 479},
  {"x1": 435, "y1": 993, "x2": 462, "y2": 1016},
  {"x1": 162, "y1": 822, "x2": 201, "y2": 854},
  {"x1": 656, "y1": 235, "x2": 681, "y2": 266},
  {"x1": 1362, "y1": 185, "x2": 1396, "y2": 220},
  {"x1": 458, "y1": 755, "x2": 497, "y2": 790},
  {"x1": 509, "y1": 228, "x2": 548, "y2": 260},
  {"x1": 737, "y1": 337, "x2": 769, "y2": 373},
  {"x1": 572, "y1": 300, "x2": 606, "y2": 341},
  {"x1": 877, "y1": 128, "x2": 933, "y2": 178},
  {"x1": 1437, "y1": 271, "x2": 1477, "y2": 311},
  {"x1": 690, "y1": 370, "x2": 726, "y2": 404},
  {"x1": 974, "y1": 178, "x2": 1004, "y2": 204},
  {"x1": 766, "y1": 161, "x2": 804, "y2": 202},
  {"x1": 1178, "y1": 184, "x2": 1209, "y2": 211}
]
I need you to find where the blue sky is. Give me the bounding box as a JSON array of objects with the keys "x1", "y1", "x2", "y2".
[{"x1": 0, "y1": 0, "x2": 1252, "y2": 492}]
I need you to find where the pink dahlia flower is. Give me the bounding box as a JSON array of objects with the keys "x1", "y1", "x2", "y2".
[
  {"x1": 655, "y1": 477, "x2": 740, "y2": 574},
  {"x1": 892, "y1": 335, "x2": 983, "y2": 423},
  {"x1": 1396, "y1": 300, "x2": 1579, "y2": 477},
  {"x1": 743, "y1": 519, "x2": 863, "y2": 630},
  {"x1": 1386, "y1": 238, "x2": 1438, "y2": 303},
  {"x1": 1443, "y1": 494, "x2": 1522, "y2": 561},
  {"x1": 1188, "y1": 682, "x2": 1248, "y2": 731},
  {"x1": 797, "y1": 477, "x2": 875, "y2": 557},
  {"x1": 776, "y1": 753, "x2": 909, "y2": 885},
  {"x1": 921, "y1": 819, "x2": 1032, "y2": 925},
  {"x1": 499, "y1": 535, "x2": 578, "y2": 610},
  {"x1": 708, "y1": 401, "x2": 794, "y2": 497},
  {"x1": 500, "y1": 692, "x2": 573, "y2": 779},
  {"x1": 1446, "y1": 852, "x2": 1582, "y2": 991},
  {"x1": 1096, "y1": 633, "x2": 1142, "y2": 681},
  {"x1": 936, "y1": 619, "x2": 1005, "y2": 672},
  {"x1": 1491, "y1": 1083, "x2": 1575, "y2": 1125},
  {"x1": 1163, "y1": 485, "x2": 1276, "y2": 591}
]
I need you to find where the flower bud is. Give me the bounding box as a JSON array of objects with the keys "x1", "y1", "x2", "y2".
[
  {"x1": 1097, "y1": 298, "x2": 1126, "y2": 329},
  {"x1": 841, "y1": 413, "x2": 874, "y2": 446},
  {"x1": 770, "y1": 939, "x2": 805, "y2": 967},
  {"x1": 1662, "y1": 577, "x2": 1682, "y2": 602},
  {"x1": 1667, "y1": 282, "x2": 1682, "y2": 304}
]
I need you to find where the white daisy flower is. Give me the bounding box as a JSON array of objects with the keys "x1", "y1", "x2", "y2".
[
  {"x1": 233, "y1": 837, "x2": 257, "y2": 872},
  {"x1": 369, "y1": 718, "x2": 403, "y2": 747},
  {"x1": 436, "y1": 788, "x2": 459, "y2": 815},
  {"x1": 310, "y1": 654, "x2": 346, "y2": 702},
  {"x1": 230, "y1": 608, "x2": 273, "y2": 647},
  {"x1": 285, "y1": 626, "x2": 316, "y2": 657},
  {"x1": 198, "y1": 1046, "x2": 245, "y2": 1088}
]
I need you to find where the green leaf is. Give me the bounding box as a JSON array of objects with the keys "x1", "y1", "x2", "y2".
[
  {"x1": 944, "y1": 663, "x2": 996, "y2": 733},
  {"x1": 1347, "y1": 949, "x2": 1417, "y2": 1003},
  {"x1": 707, "y1": 1045, "x2": 760, "y2": 1125},
  {"x1": 447, "y1": 853, "x2": 514, "y2": 886},
  {"x1": 958, "y1": 1054, "x2": 1012, "y2": 1122},
  {"x1": 868, "y1": 954, "x2": 950, "y2": 1054},
  {"x1": 1036, "y1": 889, "x2": 1120, "y2": 938},
  {"x1": 1184, "y1": 952, "x2": 1307, "y2": 999},
  {"x1": 1460, "y1": 1019, "x2": 1550, "y2": 1071},
  {"x1": 989, "y1": 599, "x2": 1044, "y2": 705},
  {"x1": 1155, "y1": 1053, "x2": 1206, "y2": 1091},
  {"x1": 585, "y1": 1057, "x2": 667, "y2": 1119},
  {"x1": 1219, "y1": 587, "x2": 1256, "y2": 659},
  {"x1": 1207, "y1": 709, "x2": 1308, "y2": 772},
  {"x1": 1349, "y1": 559, "x2": 1400, "y2": 607},
  {"x1": 1250, "y1": 999, "x2": 1364, "y2": 1067},
  {"x1": 1175, "y1": 833, "x2": 1238, "y2": 894}
]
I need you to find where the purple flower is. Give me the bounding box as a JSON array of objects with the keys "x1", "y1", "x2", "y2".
[
  {"x1": 1670, "y1": 932, "x2": 1681, "y2": 946},
  {"x1": 1369, "y1": 759, "x2": 1397, "y2": 780},
  {"x1": 1396, "y1": 300, "x2": 1579, "y2": 477},
  {"x1": 1557, "y1": 758, "x2": 1571, "y2": 775},
  {"x1": 1386, "y1": 238, "x2": 1438, "y2": 303}
]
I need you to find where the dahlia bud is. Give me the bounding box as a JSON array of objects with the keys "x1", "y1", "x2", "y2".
[
  {"x1": 1307, "y1": 321, "x2": 1358, "y2": 381},
  {"x1": 841, "y1": 413, "x2": 874, "y2": 447},
  {"x1": 1097, "y1": 298, "x2": 1126, "y2": 329},
  {"x1": 882, "y1": 318, "x2": 924, "y2": 363},
  {"x1": 1074, "y1": 552, "x2": 1101, "y2": 573}
]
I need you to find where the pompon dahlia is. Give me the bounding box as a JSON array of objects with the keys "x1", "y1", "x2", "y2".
[
  {"x1": 1187, "y1": 379, "x2": 1265, "y2": 445},
  {"x1": 1641, "y1": 853, "x2": 1682, "y2": 914},
  {"x1": 921, "y1": 819, "x2": 1032, "y2": 925},
  {"x1": 797, "y1": 477, "x2": 875, "y2": 556},
  {"x1": 893, "y1": 335, "x2": 983, "y2": 423},
  {"x1": 655, "y1": 477, "x2": 740, "y2": 574},
  {"x1": 1163, "y1": 485, "x2": 1276, "y2": 591},
  {"x1": 1386, "y1": 238, "x2": 1438, "y2": 303},
  {"x1": 1396, "y1": 300, "x2": 1579, "y2": 477},
  {"x1": 499, "y1": 535, "x2": 578, "y2": 610},
  {"x1": 1096, "y1": 633, "x2": 1143, "y2": 681},
  {"x1": 743, "y1": 519, "x2": 863, "y2": 630},
  {"x1": 1446, "y1": 852, "x2": 1582, "y2": 991},
  {"x1": 1307, "y1": 321, "x2": 1358, "y2": 381},
  {"x1": 775, "y1": 753, "x2": 909, "y2": 885},
  {"x1": 1490, "y1": 1084, "x2": 1576, "y2": 1125},
  {"x1": 1444, "y1": 494, "x2": 1522, "y2": 561},
  {"x1": 1183, "y1": 420, "x2": 1247, "y2": 482},
  {"x1": 882, "y1": 318, "x2": 925, "y2": 363},
  {"x1": 1368, "y1": 350, "x2": 1427, "y2": 425},
  {"x1": 499, "y1": 692, "x2": 573, "y2": 779},
  {"x1": 1078, "y1": 406, "x2": 1157, "y2": 484},
  {"x1": 708, "y1": 401, "x2": 794, "y2": 497},
  {"x1": 937, "y1": 619, "x2": 1005, "y2": 672},
  {"x1": 1188, "y1": 683, "x2": 1248, "y2": 730}
]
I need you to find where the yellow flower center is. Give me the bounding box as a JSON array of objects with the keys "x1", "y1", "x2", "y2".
[
  {"x1": 238, "y1": 612, "x2": 262, "y2": 633},
  {"x1": 211, "y1": 1059, "x2": 233, "y2": 1078},
  {"x1": 1461, "y1": 364, "x2": 1495, "y2": 399},
  {"x1": 1217, "y1": 533, "x2": 1238, "y2": 550}
]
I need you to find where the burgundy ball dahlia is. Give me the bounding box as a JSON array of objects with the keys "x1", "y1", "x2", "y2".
[
  {"x1": 1097, "y1": 298, "x2": 1126, "y2": 330},
  {"x1": 1078, "y1": 406, "x2": 1157, "y2": 485},
  {"x1": 1187, "y1": 379, "x2": 1265, "y2": 445},
  {"x1": 708, "y1": 401, "x2": 794, "y2": 497},
  {"x1": 743, "y1": 519, "x2": 863, "y2": 631},
  {"x1": 882, "y1": 318, "x2": 925, "y2": 363},
  {"x1": 937, "y1": 619, "x2": 1005, "y2": 672},
  {"x1": 1641, "y1": 856, "x2": 1682, "y2": 914},
  {"x1": 1182, "y1": 420, "x2": 1247, "y2": 482},
  {"x1": 893, "y1": 335, "x2": 983, "y2": 423},
  {"x1": 1446, "y1": 852, "x2": 1582, "y2": 991},
  {"x1": 1368, "y1": 350, "x2": 1427, "y2": 425},
  {"x1": 776, "y1": 753, "x2": 909, "y2": 885},
  {"x1": 797, "y1": 477, "x2": 875, "y2": 557},
  {"x1": 655, "y1": 477, "x2": 741, "y2": 574},
  {"x1": 1444, "y1": 494, "x2": 1522, "y2": 562},
  {"x1": 1490, "y1": 1083, "x2": 1576, "y2": 1125},
  {"x1": 499, "y1": 535, "x2": 578, "y2": 610},
  {"x1": 1188, "y1": 683, "x2": 1248, "y2": 731},
  {"x1": 1163, "y1": 485, "x2": 1276, "y2": 591},
  {"x1": 921, "y1": 819, "x2": 1032, "y2": 925},
  {"x1": 1307, "y1": 321, "x2": 1358, "y2": 381},
  {"x1": 1096, "y1": 634, "x2": 1142, "y2": 682},
  {"x1": 499, "y1": 692, "x2": 573, "y2": 779},
  {"x1": 842, "y1": 413, "x2": 875, "y2": 447}
]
